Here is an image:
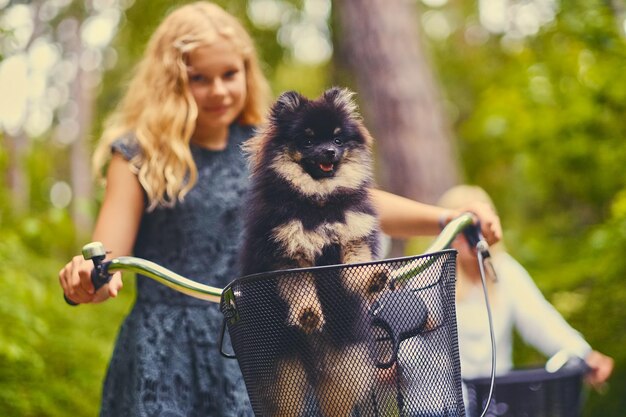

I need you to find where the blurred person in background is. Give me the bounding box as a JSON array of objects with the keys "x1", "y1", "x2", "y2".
[{"x1": 438, "y1": 184, "x2": 613, "y2": 389}]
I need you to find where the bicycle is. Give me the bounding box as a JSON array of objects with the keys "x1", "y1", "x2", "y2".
[{"x1": 68, "y1": 213, "x2": 497, "y2": 417}]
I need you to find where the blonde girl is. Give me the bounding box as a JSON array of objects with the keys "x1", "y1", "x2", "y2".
[
  {"x1": 438, "y1": 185, "x2": 613, "y2": 388},
  {"x1": 60, "y1": 3, "x2": 270, "y2": 415}
]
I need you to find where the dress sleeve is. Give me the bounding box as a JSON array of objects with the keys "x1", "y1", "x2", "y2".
[
  {"x1": 497, "y1": 252, "x2": 591, "y2": 359},
  {"x1": 111, "y1": 132, "x2": 141, "y2": 161}
]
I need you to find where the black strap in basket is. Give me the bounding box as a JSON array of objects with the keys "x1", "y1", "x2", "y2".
[{"x1": 370, "y1": 288, "x2": 429, "y2": 369}]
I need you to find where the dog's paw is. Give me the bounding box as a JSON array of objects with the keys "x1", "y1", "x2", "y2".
[
  {"x1": 299, "y1": 308, "x2": 325, "y2": 334},
  {"x1": 287, "y1": 304, "x2": 325, "y2": 334},
  {"x1": 367, "y1": 268, "x2": 389, "y2": 295},
  {"x1": 342, "y1": 266, "x2": 390, "y2": 302}
]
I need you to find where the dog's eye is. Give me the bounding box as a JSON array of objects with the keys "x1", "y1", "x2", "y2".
[
  {"x1": 334, "y1": 138, "x2": 343, "y2": 146},
  {"x1": 304, "y1": 139, "x2": 313, "y2": 148}
]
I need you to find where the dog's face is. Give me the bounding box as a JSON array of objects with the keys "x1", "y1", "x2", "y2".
[
  {"x1": 270, "y1": 88, "x2": 370, "y2": 179},
  {"x1": 245, "y1": 87, "x2": 374, "y2": 199},
  {"x1": 290, "y1": 116, "x2": 351, "y2": 180}
]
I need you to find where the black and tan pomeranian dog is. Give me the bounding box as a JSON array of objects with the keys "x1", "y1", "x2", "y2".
[{"x1": 239, "y1": 87, "x2": 388, "y2": 416}]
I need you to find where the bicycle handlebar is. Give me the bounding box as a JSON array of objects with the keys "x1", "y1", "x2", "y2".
[{"x1": 64, "y1": 212, "x2": 485, "y2": 306}]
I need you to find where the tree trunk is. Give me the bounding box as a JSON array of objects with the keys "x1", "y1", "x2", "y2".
[
  {"x1": 4, "y1": 132, "x2": 29, "y2": 213},
  {"x1": 334, "y1": 0, "x2": 459, "y2": 204},
  {"x1": 3, "y1": 2, "x2": 45, "y2": 214},
  {"x1": 334, "y1": 0, "x2": 459, "y2": 255},
  {"x1": 70, "y1": 72, "x2": 94, "y2": 236},
  {"x1": 65, "y1": 18, "x2": 94, "y2": 235}
]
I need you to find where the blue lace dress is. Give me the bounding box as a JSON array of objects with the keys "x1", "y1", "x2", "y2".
[{"x1": 100, "y1": 124, "x2": 255, "y2": 417}]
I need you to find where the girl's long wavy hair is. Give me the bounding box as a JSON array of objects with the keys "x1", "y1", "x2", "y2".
[{"x1": 93, "y1": 2, "x2": 272, "y2": 211}]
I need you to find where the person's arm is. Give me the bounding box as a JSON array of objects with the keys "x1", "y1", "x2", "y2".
[
  {"x1": 91, "y1": 154, "x2": 145, "y2": 258},
  {"x1": 59, "y1": 154, "x2": 144, "y2": 304},
  {"x1": 370, "y1": 188, "x2": 502, "y2": 244},
  {"x1": 502, "y1": 252, "x2": 613, "y2": 387},
  {"x1": 502, "y1": 252, "x2": 591, "y2": 357}
]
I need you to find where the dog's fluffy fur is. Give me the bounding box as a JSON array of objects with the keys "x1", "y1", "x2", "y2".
[{"x1": 239, "y1": 87, "x2": 387, "y2": 416}]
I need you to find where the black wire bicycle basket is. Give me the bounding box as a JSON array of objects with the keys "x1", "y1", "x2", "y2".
[
  {"x1": 464, "y1": 361, "x2": 587, "y2": 417},
  {"x1": 220, "y1": 250, "x2": 466, "y2": 417}
]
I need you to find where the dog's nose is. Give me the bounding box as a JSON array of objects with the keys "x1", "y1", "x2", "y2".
[{"x1": 324, "y1": 148, "x2": 336, "y2": 158}]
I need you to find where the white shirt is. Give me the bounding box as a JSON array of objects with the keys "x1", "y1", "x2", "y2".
[{"x1": 456, "y1": 251, "x2": 591, "y2": 380}]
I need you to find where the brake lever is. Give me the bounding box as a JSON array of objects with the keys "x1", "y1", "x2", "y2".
[
  {"x1": 463, "y1": 222, "x2": 490, "y2": 258},
  {"x1": 463, "y1": 221, "x2": 498, "y2": 282}
]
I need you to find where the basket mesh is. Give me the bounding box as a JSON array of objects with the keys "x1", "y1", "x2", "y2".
[{"x1": 221, "y1": 250, "x2": 465, "y2": 417}]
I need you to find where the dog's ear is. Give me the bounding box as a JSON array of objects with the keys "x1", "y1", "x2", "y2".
[
  {"x1": 325, "y1": 87, "x2": 373, "y2": 146},
  {"x1": 323, "y1": 87, "x2": 360, "y2": 118},
  {"x1": 271, "y1": 91, "x2": 305, "y2": 121}
]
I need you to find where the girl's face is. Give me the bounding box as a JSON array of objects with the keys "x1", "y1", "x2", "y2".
[{"x1": 186, "y1": 40, "x2": 247, "y2": 144}]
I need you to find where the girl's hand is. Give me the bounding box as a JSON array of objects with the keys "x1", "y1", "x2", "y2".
[
  {"x1": 58, "y1": 255, "x2": 123, "y2": 304},
  {"x1": 585, "y1": 350, "x2": 614, "y2": 391},
  {"x1": 460, "y1": 202, "x2": 502, "y2": 246}
]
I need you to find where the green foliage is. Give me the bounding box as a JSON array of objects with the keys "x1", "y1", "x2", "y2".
[
  {"x1": 1, "y1": 130, "x2": 125, "y2": 416},
  {"x1": 0, "y1": 229, "x2": 134, "y2": 417},
  {"x1": 1, "y1": 135, "x2": 126, "y2": 417}
]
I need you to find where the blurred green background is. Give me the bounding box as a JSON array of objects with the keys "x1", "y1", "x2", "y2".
[{"x1": 1, "y1": 0, "x2": 624, "y2": 416}]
